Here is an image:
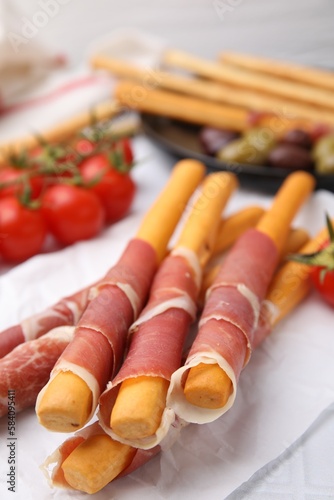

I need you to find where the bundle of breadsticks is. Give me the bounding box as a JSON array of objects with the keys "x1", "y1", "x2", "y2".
[
  {"x1": 90, "y1": 48, "x2": 334, "y2": 134},
  {"x1": 27, "y1": 167, "x2": 331, "y2": 495}
]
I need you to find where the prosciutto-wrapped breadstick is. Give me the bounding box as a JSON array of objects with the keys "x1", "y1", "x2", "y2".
[
  {"x1": 0, "y1": 286, "x2": 91, "y2": 358},
  {"x1": 97, "y1": 172, "x2": 238, "y2": 450},
  {"x1": 42, "y1": 421, "x2": 163, "y2": 494},
  {"x1": 0, "y1": 326, "x2": 74, "y2": 417},
  {"x1": 202, "y1": 225, "x2": 310, "y2": 306},
  {"x1": 46, "y1": 172, "x2": 236, "y2": 491},
  {"x1": 166, "y1": 171, "x2": 315, "y2": 424},
  {"x1": 101, "y1": 208, "x2": 307, "y2": 448},
  {"x1": 36, "y1": 159, "x2": 205, "y2": 433},
  {"x1": 220, "y1": 51, "x2": 334, "y2": 92},
  {"x1": 42, "y1": 221, "x2": 322, "y2": 495}
]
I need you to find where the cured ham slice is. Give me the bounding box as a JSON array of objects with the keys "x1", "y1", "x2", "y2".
[
  {"x1": 0, "y1": 287, "x2": 91, "y2": 358},
  {"x1": 167, "y1": 228, "x2": 279, "y2": 424},
  {"x1": 98, "y1": 248, "x2": 199, "y2": 449},
  {"x1": 0, "y1": 326, "x2": 74, "y2": 417},
  {"x1": 36, "y1": 238, "x2": 158, "y2": 426}
]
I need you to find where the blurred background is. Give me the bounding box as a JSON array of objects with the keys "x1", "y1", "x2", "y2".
[
  {"x1": 6, "y1": 0, "x2": 334, "y2": 67},
  {"x1": 1, "y1": 0, "x2": 333, "y2": 142}
]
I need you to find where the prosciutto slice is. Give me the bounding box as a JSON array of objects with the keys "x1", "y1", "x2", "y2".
[
  {"x1": 0, "y1": 326, "x2": 74, "y2": 417},
  {"x1": 36, "y1": 239, "x2": 158, "y2": 423},
  {"x1": 167, "y1": 229, "x2": 279, "y2": 424},
  {"x1": 0, "y1": 286, "x2": 91, "y2": 358},
  {"x1": 98, "y1": 248, "x2": 200, "y2": 449}
]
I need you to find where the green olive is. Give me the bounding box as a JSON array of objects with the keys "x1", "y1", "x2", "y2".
[
  {"x1": 218, "y1": 127, "x2": 276, "y2": 165},
  {"x1": 217, "y1": 138, "x2": 259, "y2": 164},
  {"x1": 244, "y1": 127, "x2": 276, "y2": 148},
  {"x1": 313, "y1": 134, "x2": 334, "y2": 161},
  {"x1": 315, "y1": 154, "x2": 334, "y2": 174}
]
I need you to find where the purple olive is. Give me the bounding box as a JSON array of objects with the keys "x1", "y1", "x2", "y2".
[
  {"x1": 268, "y1": 144, "x2": 314, "y2": 170},
  {"x1": 199, "y1": 127, "x2": 240, "y2": 156},
  {"x1": 281, "y1": 129, "x2": 313, "y2": 150}
]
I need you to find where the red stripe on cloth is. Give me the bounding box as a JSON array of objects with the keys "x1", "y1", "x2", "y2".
[{"x1": 0, "y1": 74, "x2": 110, "y2": 116}]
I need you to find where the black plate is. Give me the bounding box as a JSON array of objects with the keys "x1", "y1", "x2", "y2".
[{"x1": 141, "y1": 114, "x2": 334, "y2": 194}]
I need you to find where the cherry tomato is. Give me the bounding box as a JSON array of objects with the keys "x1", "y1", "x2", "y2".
[
  {"x1": 28, "y1": 173, "x2": 45, "y2": 198},
  {"x1": 112, "y1": 137, "x2": 134, "y2": 166},
  {"x1": 80, "y1": 153, "x2": 136, "y2": 223},
  {"x1": 310, "y1": 240, "x2": 334, "y2": 308},
  {"x1": 0, "y1": 167, "x2": 23, "y2": 198},
  {"x1": 75, "y1": 138, "x2": 95, "y2": 156},
  {"x1": 0, "y1": 197, "x2": 47, "y2": 262},
  {"x1": 311, "y1": 268, "x2": 334, "y2": 307},
  {"x1": 0, "y1": 167, "x2": 44, "y2": 199},
  {"x1": 41, "y1": 184, "x2": 105, "y2": 245}
]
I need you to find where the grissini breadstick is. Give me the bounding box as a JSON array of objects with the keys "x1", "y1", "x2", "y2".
[
  {"x1": 213, "y1": 206, "x2": 265, "y2": 256},
  {"x1": 92, "y1": 55, "x2": 334, "y2": 126},
  {"x1": 115, "y1": 80, "x2": 316, "y2": 135},
  {"x1": 0, "y1": 100, "x2": 121, "y2": 165},
  {"x1": 255, "y1": 174, "x2": 314, "y2": 253},
  {"x1": 214, "y1": 209, "x2": 309, "y2": 258},
  {"x1": 41, "y1": 421, "x2": 138, "y2": 493},
  {"x1": 43, "y1": 421, "x2": 162, "y2": 494},
  {"x1": 163, "y1": 49, "x2": 334, "y2": 112},
  {"x1": 115, "y1": 80, "x2": 250, "y2": 131},
  {"x1": 44, "y1": 225, "x2": 323, "y2": 495},
  {"x1": 167, "y1": 171, "x2": 315, "y2": 423},
  {"x1": 281, "y1": 227, "x2": 310, "y2": 257},
  {"x1": 97, "y1": 173, "x2": 238, "y2": 449},
  {"x1": 35, "y1": 159, "x2": 205, "y2": 433},
  {"x1": 220, "y1": 51, "x2": 334, "y2": 92},
  {"x1": 62, "y1": 431, "x2": 137, "y2": 494}
]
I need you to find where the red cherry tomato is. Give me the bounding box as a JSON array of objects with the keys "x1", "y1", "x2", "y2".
[
  {"x1": 41, "y1": 184, "x2": 105, "y2": 245},
  {"x1": 75, "y1": 138, "x2": 95, "y2": 156},
  {"x1": 0, "y1": 197, "x2": 47, "y2": 262},
  {"x1": 311, "y1": 268, "x2": 334, "y2": 307},
  {"x1": 113, "y1": 137, "x2": 134, "y2": 165},
  {"x1": 80, "y1": 153, "x2": 136, "y2": 223},
  {"x1": 0, "y1": 167, "x2": 44, "y2": 199},
  {"x1": 0, "y1": 167, "x2": 22, "y2": 198},
  {"x1": 310, "y1": 240, "x2": 334, "y2": 308}
]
